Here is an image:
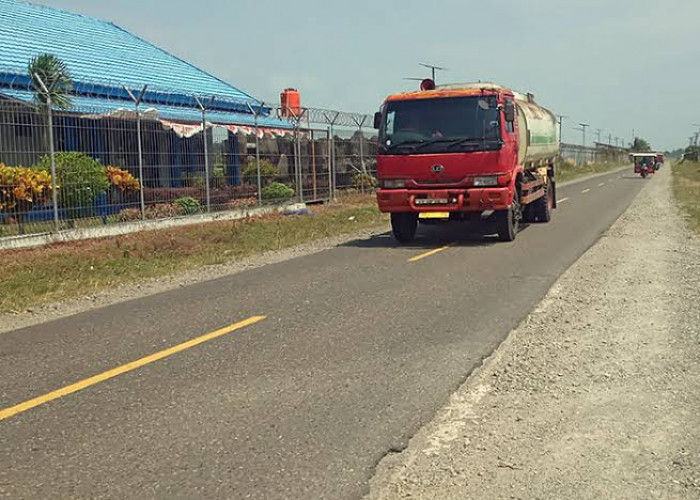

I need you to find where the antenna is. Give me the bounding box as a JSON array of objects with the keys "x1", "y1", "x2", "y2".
[{"x1": 418, "y1": 62, "x2": 447, "y2": 83}]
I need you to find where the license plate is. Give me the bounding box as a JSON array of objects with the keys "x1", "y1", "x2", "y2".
[
  {"x1": 420, "y1": 212, "x2": 450, "y2": 219},
  {"x1": 414, "y1": 198, "x2": 448, "y2": 205}
]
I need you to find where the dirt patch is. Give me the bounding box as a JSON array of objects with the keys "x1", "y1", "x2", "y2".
[{"x1": 368, "y1": 166, "x2": 700, "y2": 499}]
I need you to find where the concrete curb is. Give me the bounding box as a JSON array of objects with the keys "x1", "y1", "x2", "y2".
[{"x1": 0, "y1": 202, "x2": 307, "y2": 251}]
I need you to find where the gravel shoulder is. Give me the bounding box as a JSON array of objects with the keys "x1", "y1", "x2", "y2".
[{"x1": 368, "y1": 166, "x2": 700, "y2": 499}]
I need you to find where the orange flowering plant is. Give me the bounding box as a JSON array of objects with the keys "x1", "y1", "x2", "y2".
[
  {"x1": 105, "y1": 166, "x2": 140, "y2": 192},
  {"x1": 0, "y1": 163, "x2": 53, "y2": 212}
]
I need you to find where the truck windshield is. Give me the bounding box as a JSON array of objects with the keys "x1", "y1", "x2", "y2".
[{"x1": 379, "y1": 96, "x2": 501, "y2": 154}]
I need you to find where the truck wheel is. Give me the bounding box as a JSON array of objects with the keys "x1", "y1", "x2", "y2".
[
  {"x1": 533, "y1": 181, "x2": 553, "y2": 223},
  {"x1": 496, "y1": 189, "x2": 521, "y2": 242},
  {"x1": 391, "y1": 213, "x2": 418, "y2": 243}
]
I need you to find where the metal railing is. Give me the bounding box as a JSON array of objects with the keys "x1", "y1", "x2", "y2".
[{"x1": 0, "y1": 80, "x2": 378, "y2": 238}]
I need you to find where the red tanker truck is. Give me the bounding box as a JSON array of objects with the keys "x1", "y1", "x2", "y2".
[{"x1": 373, "y1": 80, "x2": 560, "y2": 242}]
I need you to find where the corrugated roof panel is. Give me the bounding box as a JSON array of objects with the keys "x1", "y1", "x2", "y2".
[{"x1": 0, "y1": 0, "x2": 260, "y2": 104}]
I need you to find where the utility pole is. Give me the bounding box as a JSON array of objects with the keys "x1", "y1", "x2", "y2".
[
  {"x1": 575, "y1": 123, "x2": 589, "y2": 148},
  {"x1": 557, "y1": 115, "x2": 567, "y2": 147},
  {"x1": 418, "y1": 63, "x2": 447, "y2": 84},
  {"x1": 595, "y1": 128, "x2": 602, "y2": 146},
  {"x1": 608, "y1": 133, "x2": 613, "y2": 147}
]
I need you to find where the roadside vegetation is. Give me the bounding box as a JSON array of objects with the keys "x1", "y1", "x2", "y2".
[
  {"x1": 556, "y1": 158, "x2": 626, "y2": 184},
  {"x1": 672, "y1": 159, "x2": 700, "y2": 233},
  {"x1": 0, "y1": 195, "x2": 385, "y2": 313}
]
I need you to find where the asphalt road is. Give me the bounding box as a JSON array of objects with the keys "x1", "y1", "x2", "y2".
[{"x1": 0, "y1": 169, "x2": 646, "y2": 499}]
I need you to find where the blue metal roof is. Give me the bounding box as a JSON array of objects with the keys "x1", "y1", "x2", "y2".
[{"x1": 0, "y1": 0, "x2": 289, "y2": 126}]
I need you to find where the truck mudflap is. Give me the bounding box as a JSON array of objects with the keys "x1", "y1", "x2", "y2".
[{"x1": 377, "y1": 187, "x2": 513, "y2": 213}]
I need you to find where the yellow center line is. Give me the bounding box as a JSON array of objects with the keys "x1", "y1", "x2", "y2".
[
  {"x1": 408, "y1": 244, "x2": 453, "y2": 262},
  {"x1": 0, "y1": 315, "x2": 267, "y2": 422},
  {"x1": 557, "y1": 197, "x2": 570, "y2": 204},
  {"x1": 582, "y1": 188, "x2": 591, "y2": 194}
]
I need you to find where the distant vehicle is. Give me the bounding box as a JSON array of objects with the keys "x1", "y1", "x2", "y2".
[
  {"x1": 373, "y1": 80, "x2": 560, "y2": 242},
  {"x1": 630, "y1": 152, "x2": 657, "y2": 178},
  {"x1": 655, "y1": 153, "x2": 665, "y2": 170}
]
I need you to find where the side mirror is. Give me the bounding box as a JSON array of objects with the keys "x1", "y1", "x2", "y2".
[
  {"x1": 504, "y1": 101, "x2": 515, "y2": 123},
  {"x1": 373, "y1": 111, "x2": 382, "y2": 130}
]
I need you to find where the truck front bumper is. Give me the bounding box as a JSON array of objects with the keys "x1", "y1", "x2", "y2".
[{"x1": 376, "y1": 187, "x2": 512, "y2": 213}]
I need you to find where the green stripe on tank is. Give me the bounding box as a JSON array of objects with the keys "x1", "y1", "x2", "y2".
[{"x1": 530, "y1": 135, "x2": 557, "y2": 145}]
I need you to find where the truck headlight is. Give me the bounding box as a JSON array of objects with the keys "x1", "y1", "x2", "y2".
[
  {"x1": 380, "y1": 179, "x2": 406, "y2": 189},
  {"x1": 473, "y1": 176, "x2": 499, "y2": 187}
]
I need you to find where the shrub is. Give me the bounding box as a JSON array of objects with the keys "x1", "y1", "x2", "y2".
[
  {"x1": 35, "y1": 152, "x2": 109, "y2": 218},
  {"x1": 242, "y1": 157, "x2": 280, "y2": 186},
  {"x1": 0, "y1": 164, "x2": 52, "y2": 212},
  {"x1": 145, "y1": 203, "x2": 183, "y2": 220},
  {"x1": 261, "y1": 182, "x2": 294, "y2": 202},
  {"x1": 174, "y1": 196, "x2": 202, "y2": 215},
  {"x1": 115, "y1": 208, "x2": 142, "y2": 222},
  {"x1": 105, "y1": 166, "x2": 140, "y2": 192},
  {"x1": 182, "y1": 171, "x2": 206, "y2": 188},
  {"x1": 353, "y1": 172, "x2": 378, "y2": 190},
  {"x1": 228, "y1": 197, "x2": 258, "y2": 210}
]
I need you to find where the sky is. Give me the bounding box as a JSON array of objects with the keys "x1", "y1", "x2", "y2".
[{"x1": 30, "y1": 0, "x2": 700, "y2": 150}]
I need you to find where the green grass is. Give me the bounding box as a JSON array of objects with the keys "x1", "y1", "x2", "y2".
[
  {"x1": 672, "y1": 160, "x2": 700, "y2": 233},
  {"x1": 0, "y1": 198, "x2": 386, "y2": 313},
  {"x1": 556, "y1": 161, "x2": 626, "y2": 184}
]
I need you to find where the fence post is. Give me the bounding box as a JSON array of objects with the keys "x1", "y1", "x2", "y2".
[
  {"x1": 323, "y1": 112, "x2": 340, "y2": 202},
  {"x1": 126, "y1": 85, "x2": 148, "y2": 220},
  {"x1": 352, "y1": 115, "x2": 368, "y2": 194},
  {"x1": 195, "y1": 96, "x2": 215, "y2": 213},
  {"x1": 202, "y1": 108, "x2": 211, "y2": 212},
  {"x1": 33, "y1": 74, "x2": 59, "y2": 231},
  {"x1": 326, "y1": 127, "x2": 332, "y2": 202},
  {"x1": 330, "y1": 113, "x2": 339, "y2": 201},
  {"x1": 247, "y1": 102, "x2": 266, "y2": 206},
  {"x1": 45, "y1": 97, "x2": 59, "y2": 230},
  {"x1": 296, "y1": 109, "x2": 307, "y2": 204},
  {"x1": 255, "y1": 118, "x2": 262, "y2": 205}
]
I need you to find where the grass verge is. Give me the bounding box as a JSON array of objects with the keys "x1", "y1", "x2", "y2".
[
  {"x1": 556, "y1": 161, "x2": 626, "y2": 184},
  {"x1": 672, "y1": 160, "x2": 700, "y2": 233},
  {"x1": 0, "y1": 196, "x2": 386, "y2": 313}
]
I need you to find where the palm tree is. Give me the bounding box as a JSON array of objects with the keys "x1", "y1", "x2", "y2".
[{"x1": 28, "y1": 54, "x2": 73, "y2": 110}]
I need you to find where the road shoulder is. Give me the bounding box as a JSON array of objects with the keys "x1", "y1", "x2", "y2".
[
  {"x1": 0, "y1": 224, "x2": 388, "y2": 335},
  {"x1": 367, "y1": 166, "x2": 700, "y2": 499}
]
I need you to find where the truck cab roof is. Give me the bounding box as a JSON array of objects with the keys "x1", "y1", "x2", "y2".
[{"x1": 386, "y1": 82, "x2": 515, "y2": 102}]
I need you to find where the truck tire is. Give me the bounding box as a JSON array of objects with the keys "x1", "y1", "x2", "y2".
[
  {"x1": 496, "y1": 189, "x2": 520, "y2": 242},
  {"x1": 391, "y1": 213, "x2": 418, "y2": 243},
  {"x1": 533, "y1": 181, "x2": 553, "y2": 223}
]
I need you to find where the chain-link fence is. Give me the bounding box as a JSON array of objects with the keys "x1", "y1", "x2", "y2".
[
  {"x1": 561, "y1": 143, "x2": 629, "y2": 166},
  {"x1": 0, "y1": 83, "x2": 378, "y2": 238}
]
